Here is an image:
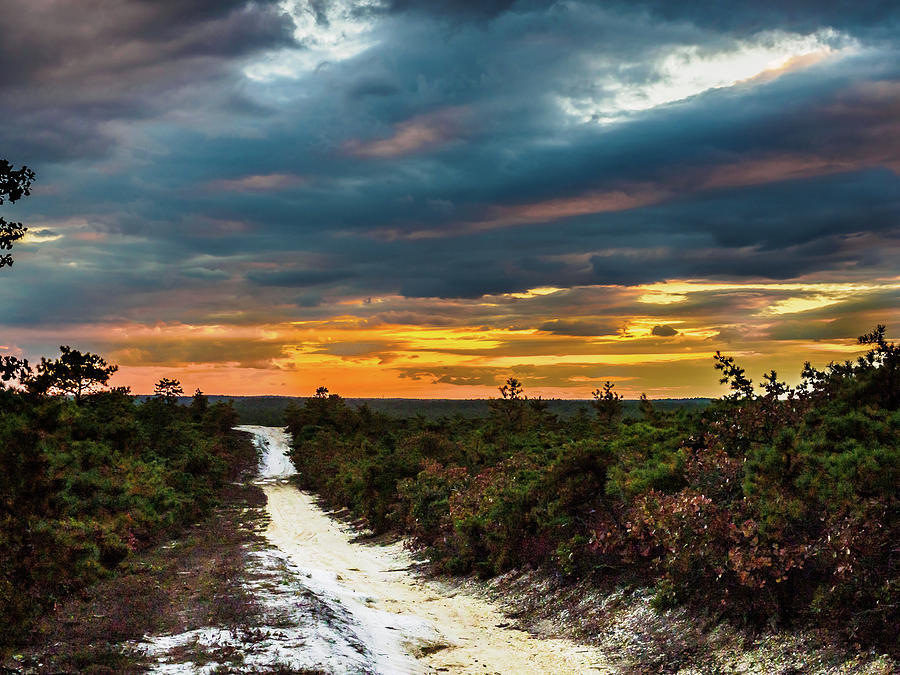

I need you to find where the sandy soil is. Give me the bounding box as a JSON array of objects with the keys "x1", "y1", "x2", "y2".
[
  {"x1": 253, "y1": 423, "x2": 611, "y2": 674},
  {"x1": 234, "y1": 425, "x2": 296, "y2": 480},
  {"x1": 263, "y1": 484, "x2": 610, "y2": 674}
]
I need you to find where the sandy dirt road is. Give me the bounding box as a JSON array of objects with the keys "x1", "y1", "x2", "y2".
[{"x1": 251, "y1": 426, "x2": 610, "y2": 674}]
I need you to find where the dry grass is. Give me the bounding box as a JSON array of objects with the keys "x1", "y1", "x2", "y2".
[{"x1": 3, "y1": 472, "x2": 269, "y2": 674}]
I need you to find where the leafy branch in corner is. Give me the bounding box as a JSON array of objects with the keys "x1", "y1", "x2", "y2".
[{"x1": 0, "y1": 159, "x2": 36, "y2": 268}]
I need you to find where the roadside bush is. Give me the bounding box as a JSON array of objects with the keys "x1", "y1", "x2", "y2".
[
  {"x1": 398, "y1": 461, "x2": 468, "y2": 548},
  {"x1": 0, "y1": 371, "x2": 254, "y2": 650}
]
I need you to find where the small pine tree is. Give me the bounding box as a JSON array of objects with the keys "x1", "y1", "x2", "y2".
[
  {"x1": 638, "y1": 392, "x2": 657, "y2": 422},
  {"x1": 592, "y1": 381, "x2": 622, "y2": 428},
  {"x1": 713, "y1": 351, "x2": 754, "y2": 400},
  {"x1": 154, "y1": 378, "x2": 184, "y2": 402}
]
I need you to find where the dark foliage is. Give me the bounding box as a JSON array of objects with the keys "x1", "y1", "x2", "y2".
[
  {"x1": 26, "y1": 345, "x2": 118, "y2": 403},
  {"x1": 0, "y1": 158, "x2": 35, "y2": 268},
  {"x1": 0, "y1": 356, "x2": 255, "y2": 650}
]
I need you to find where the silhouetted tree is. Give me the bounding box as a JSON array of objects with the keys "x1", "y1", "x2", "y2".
[
  {"x1": 190, "y1": 388, "x2": 209, "y2": 420},
  {"x1": 0, "y1": 159, "x2": 35, "y2": 268},
  {"x1": 27, "y1": 346, "x2": 118, "y2": 403},
  {"x1": 489, "y1": 376, "x2": 528, "y2": 430},
  {"x1": 154, "y1": 377, "x2": 184, "y2": 401},
  {"x1": 760, "y1": 370, "x2": 788, "y2": 399},
  {"x1": 528, "y1": 396, "x2": 556, "y2": 427},
  {"x1": 592, "y1": 381, "x2": 622, "y2": 427},
  {"x1": 858, "y1": 324, "x2": 899, "y2": 408},
  {"x1": 638, "y1": 392, "x2": 657, "y2": 422},
  {"x1": 0, "y1": 355, "x2": 31, "y2": 386},
  {"x1": 285, "y1": 386, "x2": 356, "y2": 437},
  {"x1": 498, "y1": 377, "x2": 523, "y2": 401},
  {"x1": 713, "y1": 351, "x2": 754, "y2": 400}
]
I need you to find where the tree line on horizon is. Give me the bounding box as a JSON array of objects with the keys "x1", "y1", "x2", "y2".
[{"x1": 220, "y1": 392, "x2": 710, "y2": 427}]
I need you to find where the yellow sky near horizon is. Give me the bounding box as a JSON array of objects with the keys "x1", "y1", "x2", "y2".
[{"x1": 66, "y1": 277, "x2": 897, "y2": 399}]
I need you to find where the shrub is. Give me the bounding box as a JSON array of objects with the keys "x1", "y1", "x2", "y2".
[{"x1": 0, "y1": 376, "x2": 252, "y2": 649}]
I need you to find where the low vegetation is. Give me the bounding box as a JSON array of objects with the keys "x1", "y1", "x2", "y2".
[
  {"x1": 8, "y1": 477, "x2": 266, "y2": 673},
  {"x1": 0, "y1": 346, "x2": 257, "y2": 653},
  {"x1": 215, "y1": 394, "x2": 711, "y2": 426},
  {"x1": 285, "y1": 326, "x2": 899, "y2": 656}
]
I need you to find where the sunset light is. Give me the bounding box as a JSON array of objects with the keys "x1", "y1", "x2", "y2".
[
  {"x1": 2, "y1": 0, "x2": 898, "y2": 401},
  {"x1": 3, "y1": 2, "x2": 900, "y2": 670}
]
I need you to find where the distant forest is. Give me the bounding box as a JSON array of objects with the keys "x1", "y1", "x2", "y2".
[{"x1": 166, "y1": 395, "x2": 713, "y2": 426}]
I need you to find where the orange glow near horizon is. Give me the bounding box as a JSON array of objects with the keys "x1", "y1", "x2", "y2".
[
  {"x1": 7, "y1": 278, "x2": 896, "y2": 400},
  {"x1": 5, "y1": 6, "x2": 898, "y2": 409}
]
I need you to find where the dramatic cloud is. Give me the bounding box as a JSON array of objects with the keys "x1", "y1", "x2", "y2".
[
  {"x1": 651, "y1": 325, "x2": 679, "y2": 337},
  {"x1": 539, "y1": 320, "x2": 621, "y2": 337},
  {"x1": 2, "y1": 0, "x2": 898, "y2": 396},
  {"x1": 0, "y1": 0, "x2": 295, "y2": 161},
  {"x1": 344, "y1": 108, "x2": 468, "y2": 157}
]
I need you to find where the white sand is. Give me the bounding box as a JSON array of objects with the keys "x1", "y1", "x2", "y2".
[
  {"x1": 139, "y1": 543, "x2": 378, "y2": 674},
  {"x1": 252, "y1": 426, "x2": 611, "y2": 674},
  {"x1": 235, "y1": 425, "x2": 296, "y2": 480}
]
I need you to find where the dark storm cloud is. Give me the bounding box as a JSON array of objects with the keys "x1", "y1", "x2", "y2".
[
  {"x1": 384, "y1": 0, "x2": 900, "y2": 36},
  {"x1": 0, "y1": 0, "x2": 294, "y2": 85},
  {"x1": 347, "y1": 78, "x2": 402, "y2": 99},
  {"x1": 538, "y1": 320, "x2": 621, "y2": 337},
  {"x1": 587, "y1": 234, "x2": 886, "y2": 286},
  {"x1": 766, "y1": 317, "x2": 870, "y2": 341},
  {"x1": 3, "y1": 0, "x2": 900, "y2": 336},
  {"x1": 651, "y1": 325, "x2": 679, "y2": 337},
  {"x1": 384, "y1": 0, "x2": 523, "y2": 20},
  {"x1": 147, "y1": 45, "x2": 898, "y2": 259},
  {"x1": 616, "y1": 1, "x2": 900, "y2": 38},
  {"x1": 0, "y1": 0, "x2": 294, "y2": 160},
  {"x1": 246, "y1": 268, "x2": 355, "y2": 287}
]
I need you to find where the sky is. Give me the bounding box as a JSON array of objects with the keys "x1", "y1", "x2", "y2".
[{"x1": 1, "y1": 0, "x2": 898, "y2": 398}]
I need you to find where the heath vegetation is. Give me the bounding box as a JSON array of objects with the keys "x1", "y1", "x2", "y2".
[
  {"x1": 285, "y1": 326, "x2": 898, "y2": 656},
  {"x1": 0, "y1": 346, "x2": 257, "y2": 651}
]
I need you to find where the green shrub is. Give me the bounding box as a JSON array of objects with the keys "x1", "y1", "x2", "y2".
[{"x1": 0, "y1": 378, "x2": 253, "y2": 650}]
